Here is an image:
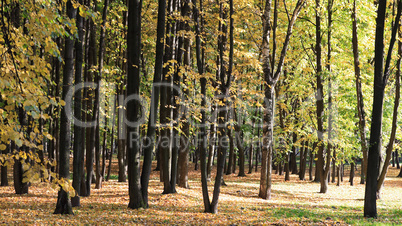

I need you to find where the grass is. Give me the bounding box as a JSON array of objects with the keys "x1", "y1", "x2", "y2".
[{"x1": 1, "y1": 159, "x2": 402, "y2": 225}]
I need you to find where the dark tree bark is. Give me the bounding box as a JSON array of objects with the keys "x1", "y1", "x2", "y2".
[
  {"x1": 326, "y1": 0, "x2": 334, "y2": 187},
  {"x1": 207, "y1": 106, "x2": 216, "y2": 179},
  {"x1": 376, "y1": 16, "x2": 401, "y2": 198},
  {"x1": 315, "y1": 0, "x2": 331, "y2": 194},
  {"x1": 0, "y1": 142, "x2": 8, "y2": 186},
  {"x1": 126, "y1": 0, "x2": 144, "y2": 209},
  {"x1": 309, "y1": 143, "x2": 316, "y2": 181},
  {"x1": 85, "y1": 0, "x2": 98, "y2": 196},
  {"x1": 396, "y1": 151, "x2": 400, "y2": 169},
  {"x1": 193, "y1": 0, "x2": 211, "y2": 212},
  {"x1": 291, "y1": 133, "x2": 298, "y2": 174},
  {"x1": 177, "y1": 0, "x2": 191, "y2": 189},
  {"x1": 159, "y1": 0, "x2": 177, "y2": 194},
  {"x1": 351, "y1": 0, "x2": 368, "y2": 185},
  {"x1": 71, "y1": 0, "x2": 85, "y2": 207},
  {"x1": 54, "y1": 0, "x2": 75, "y2": 214},
  {"x1": 299, "y1": 141, "x2": 308, "y2": 180},
  {"x1": 364, "y1": 0, "x2": 401, "y2": 218},
  {"x1": 332, "y1": 148, "x2": 336, "y2": 183},
  {"x1": 284, "y1": 152, "x2": 290, "y2": 181},
  {"x1": 138, "y1": 0, "x2": 166, "y2": 207},
  {"x1": 94, "y1": 0, "x2": 109, "y2": 190},
  {"x1": 350, "y1": 161, "x2": 355, "y2": 186}
]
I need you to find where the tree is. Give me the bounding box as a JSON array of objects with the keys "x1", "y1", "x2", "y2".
[
  {"x1": 126, "y1": 0, "x2": 144, "y2": 209},
  {"x1": 259, "y1": 0, "x2": 305, "y2": 200},
  {"x1": 351, "y1": 0, "x2": 368, "y2": 185},
  {"x1": 54, "y1": 0, "x2": 76, "y2": 215},
  {"x1": 364, "y1": 0, "x2": 402, "y2": 218},
  {"x1": 71, "y1": 0, "x2": 85, "y2": 207}
]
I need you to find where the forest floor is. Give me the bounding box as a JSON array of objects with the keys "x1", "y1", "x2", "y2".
[{"x1": 1, "y1": 159, "x2": 402, "y2": 225}]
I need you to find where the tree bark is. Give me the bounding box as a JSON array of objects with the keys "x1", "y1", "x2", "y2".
[
  {"x1": 71, "y1": 0, "x2": 85, "y2": 206},
  {"x1": 259, "y1": 0, "x2": 304, "y2": 199},
  {"x1": 364, "y1": 0, "x2": 401, "y2": 218},
  {"x1": 85, "y1": 0, "x2": 98, "y2": 196},
  {"x1": 126, "y1": 0, "x2": 145, "y2": 209},
  {"x1": 376, "y1": 19, "x2": 401, "y2": 198},
  {"x1": 350, "y1": 161, "x2": 355, "y2": 186},
  {"x1": 54, "y1": 0, "x2": 75, "y2": 214},
  {"x1": 352, "y1": 0, "x2": 368, "y2": 185},
  {"x1": 139, "y1": 0, "x2": 166, "y2": 207},
  {"x1": 0, "y1": 142, "x2": 8, "y2": 186}
]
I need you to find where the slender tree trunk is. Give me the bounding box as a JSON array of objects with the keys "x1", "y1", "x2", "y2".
[
  {"x1": 376, "y1": 22, "x2": 401, "y2": 198},
  {"x1": 85, "y1": 0, "x2": 98, "y2": 195},
  {"x1": 72, "y1": 0, "x2": 85, "y2": 206},
  {"x1": 351, "y1": 0, "x2": 368, "y2": 185},
  {"x1": 94, "y1": 0, "x2": 109, "y2": 190},
  {"x1": 54, "y1": 0, "x2": 75, "y2": 214},
  {"x1": 139, "y1": 0, "x2": 166, "y2": 207}
]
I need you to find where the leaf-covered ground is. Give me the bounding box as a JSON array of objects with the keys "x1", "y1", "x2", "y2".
[{"x1": 1, "y1": 161, "x2": 402, "y2": 225}]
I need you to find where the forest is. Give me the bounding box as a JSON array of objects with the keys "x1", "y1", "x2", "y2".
[{"x1": 1, "y1": 0, "x2": 402, "y2": 224}]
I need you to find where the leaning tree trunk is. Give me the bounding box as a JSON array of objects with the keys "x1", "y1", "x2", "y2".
[
  {"x1": 376, "y1": 21, "x2": 401, "y2": 198},
  {"x1": 139, "y1": 0, "x2": 166, "y2": 207}
]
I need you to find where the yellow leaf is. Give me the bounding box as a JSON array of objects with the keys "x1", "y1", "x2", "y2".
[{"x1": 0, "y1": 144, "x2": 6, "y2": 151}]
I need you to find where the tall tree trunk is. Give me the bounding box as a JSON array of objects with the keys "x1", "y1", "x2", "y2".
[
  {"x1": 139, "y1": 0, "x2": 166, "y2": 207},
  {"x1": 351, "y1": 0, "x2": 368, "y2": 185},
  {"x1": 364, "y1": 0, "x2": 401, "y2": 218},
  {"x1": 376, "y1": 21, "x2": 401, "y2": 198},
  {"x1": 259, "y1": 0, "x2": 304, "y2": 199},
  {"x1": 177, "y1": 0, "x2": 191, "y2": 189},
  {"x1": 54, "y1": 0, "x2": 75, "y2": 214},
  {"x1": 194, "y1": 0, "x2": 211, "y2": 212},
  {"x1": 85, "y1": 0, "x2": 98, "y2": 195},
  {"x1": 126, "y1": 0, "x2": 145, "y2": 209},
  {"x1": 72, "y1": 0, "x2": 85, "y2": 206},
  {"x1": 94, "y1": 0, "x2": 109, "y2": 190}
]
